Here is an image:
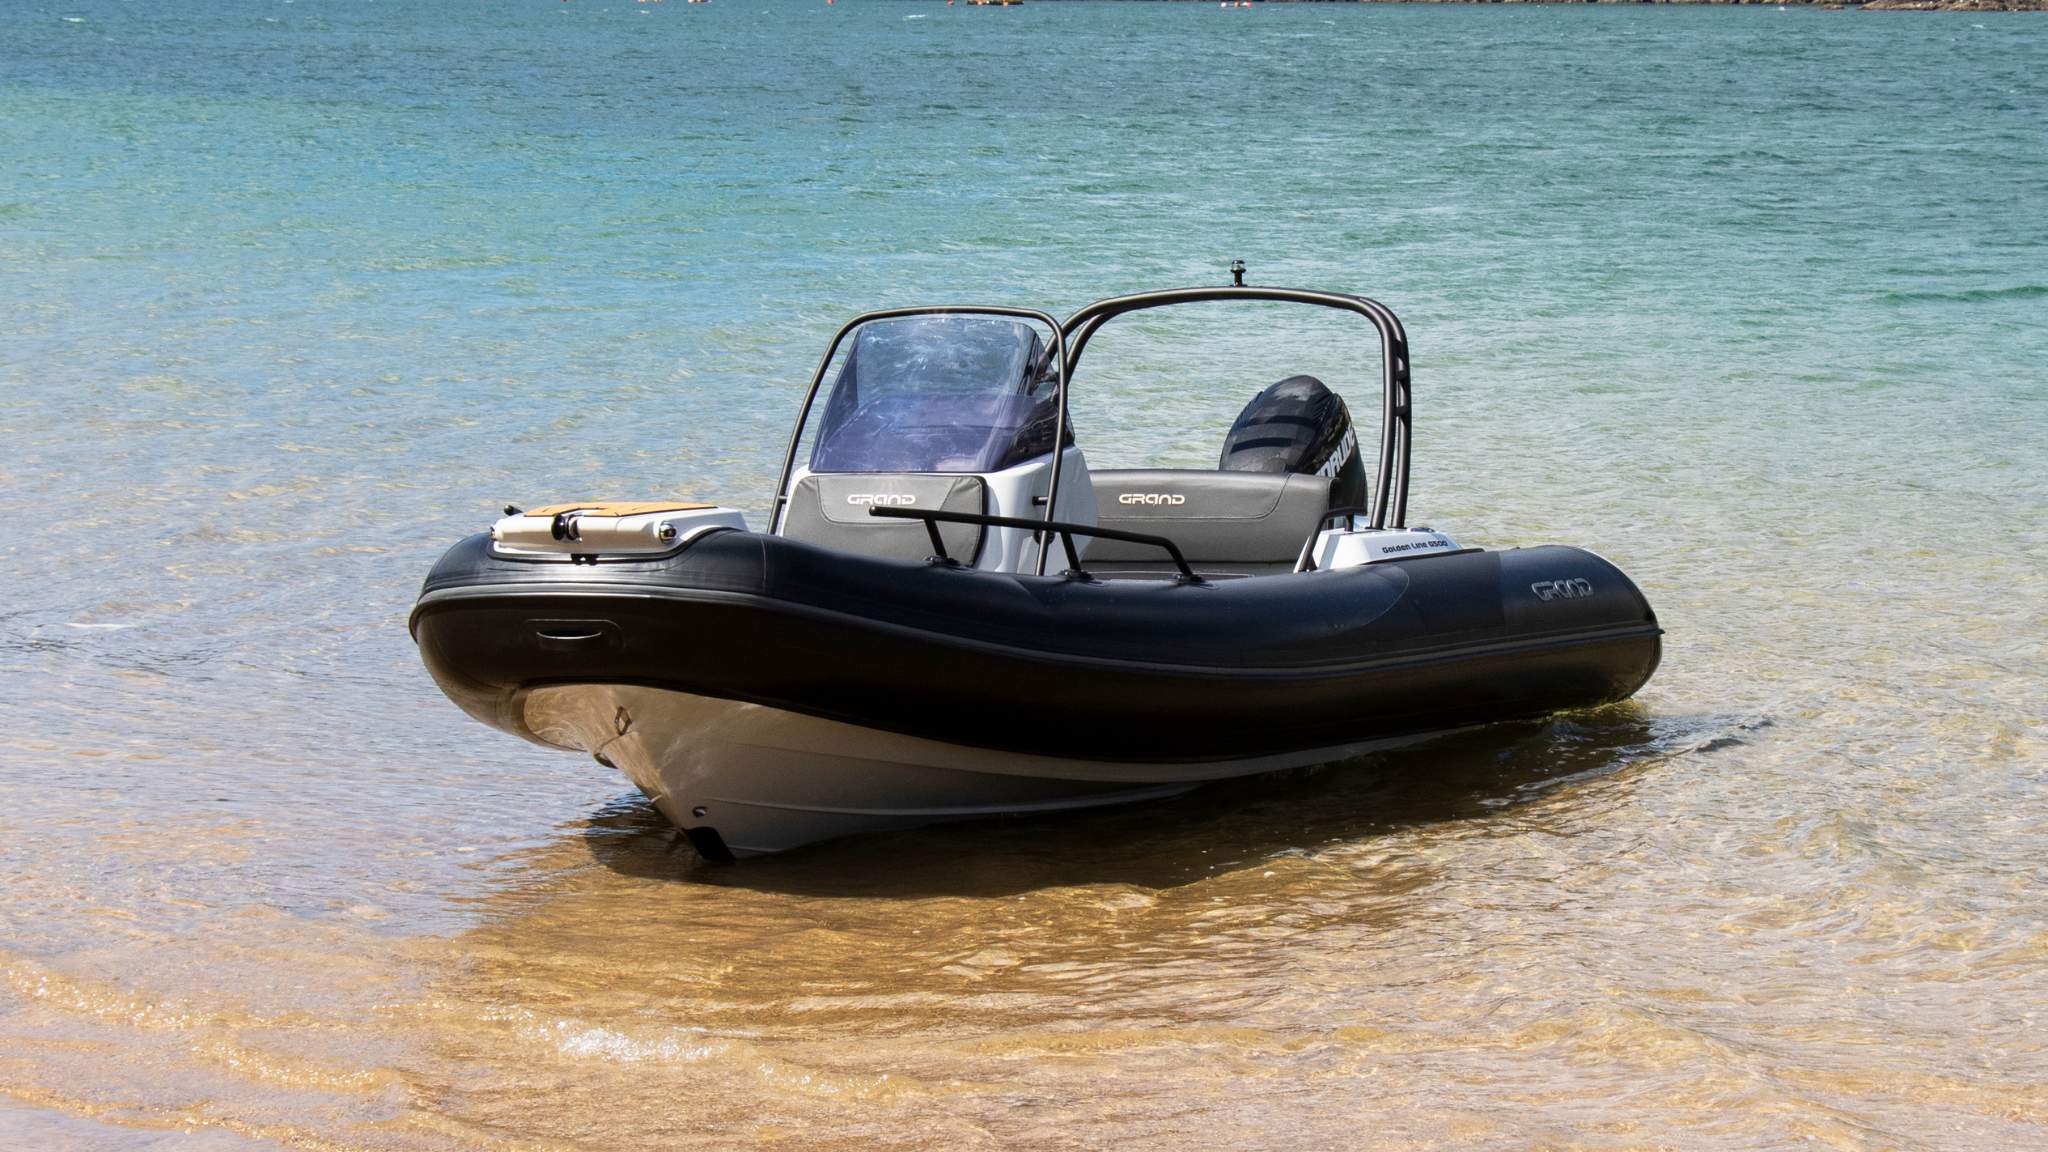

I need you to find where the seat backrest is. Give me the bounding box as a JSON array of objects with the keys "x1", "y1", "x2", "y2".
[
  {"x1": 1088, "y1": 469, "x2": 1333, "y2": 563},
  {"x1": 780, "y1": 473, "x2": 988, "y2": 564}
]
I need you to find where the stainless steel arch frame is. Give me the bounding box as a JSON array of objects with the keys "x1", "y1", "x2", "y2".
[{"x1": 1057, "y1": 286, "x2": 1413, "y2": 533}]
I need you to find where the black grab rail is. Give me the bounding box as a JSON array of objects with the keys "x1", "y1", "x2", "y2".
[
  {"x1": 867, "y1": 506, "x2": 1204, "y2": 585},
  {"x1": 1291, "y1": 505, "x2": 1378, "y2": 573}
]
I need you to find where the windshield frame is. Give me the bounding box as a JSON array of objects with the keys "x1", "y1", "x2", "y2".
[
  {"x1": 769, "y1": 306, "x2": 1070, "y2": 555},
  {"x1": 807, "y1": 314, "x2": 1056, "y2": 475}
]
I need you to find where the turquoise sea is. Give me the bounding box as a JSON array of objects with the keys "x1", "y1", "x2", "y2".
[{"x1": 2, "y1": 2, "x2": 2045, "y2": 1148}]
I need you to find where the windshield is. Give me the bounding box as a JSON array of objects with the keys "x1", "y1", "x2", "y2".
[{"x1": 809, "y1": 315, "x2": 1062, "y2": 473}]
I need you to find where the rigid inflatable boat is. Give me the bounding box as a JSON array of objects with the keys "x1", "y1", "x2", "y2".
[{"x1": 411, "y1": 281, "x2": 1662, "y2": 858}]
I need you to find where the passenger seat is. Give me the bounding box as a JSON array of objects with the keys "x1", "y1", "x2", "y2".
[
  {"x1": 780, "y1": 473, "x2": 989, "y2": 565},
  {"x1": 1087, "y1": 469, "x2": 1334, "y2": 579}
]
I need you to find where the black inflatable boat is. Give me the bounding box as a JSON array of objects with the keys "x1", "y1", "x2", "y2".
[{"x1": 412, "y1": 280, "x2": 1661, "y2": 858}]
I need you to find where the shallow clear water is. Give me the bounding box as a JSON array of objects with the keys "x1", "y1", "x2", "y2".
[{"x1": 2, "y1": 1, "x2": 2045, "y2": 1147}]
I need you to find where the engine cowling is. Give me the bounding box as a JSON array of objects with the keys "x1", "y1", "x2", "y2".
[{"x1": 1219, "y1": 375, "x2": 1368, "y2": 509}]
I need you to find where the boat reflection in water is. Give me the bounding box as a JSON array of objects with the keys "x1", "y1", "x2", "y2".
[{"x1": 385, "y1": 705, "x2": 1762, "y2": 1146}]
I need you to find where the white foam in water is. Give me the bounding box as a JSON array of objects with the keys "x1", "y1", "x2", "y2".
[{"x1": 546, "y1": 1020, "x2": 729, "y2": 1064}]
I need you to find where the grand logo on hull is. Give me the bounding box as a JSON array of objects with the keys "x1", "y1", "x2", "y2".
[
  {"x1": 845, "y1": 493, "x2": 917, "y2": 506},
  {"x1": 1530, "y1": 578, "x2": 1594, "y2": 602},
  {"x1": 1117, "y1": 493, "x2": 1186, "y2": 506}
]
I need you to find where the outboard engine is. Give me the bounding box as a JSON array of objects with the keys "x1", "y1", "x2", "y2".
[{"x1": 1219, "y1": 375, "x2": 1368, "y2": 509}]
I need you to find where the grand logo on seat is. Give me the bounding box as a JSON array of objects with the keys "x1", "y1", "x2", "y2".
[
  {"x1": 845, "y1": 493, "x2": 917, "y2": 506},
  {"x1": 1117, "y1": 493, "x2": 1186, "y2": 506}
]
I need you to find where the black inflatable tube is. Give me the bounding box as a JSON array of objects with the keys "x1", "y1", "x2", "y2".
[{"x1": 412, "y1": 531, "x2": 1661, "y2": 763}]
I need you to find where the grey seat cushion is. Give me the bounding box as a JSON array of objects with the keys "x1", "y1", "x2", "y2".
[
  {"x1": 1088, "y1": 469, "x2": 1334, "y2": 563},
  {"x1": 781, "y1": 474, "x2": 987, "y2": 564}
]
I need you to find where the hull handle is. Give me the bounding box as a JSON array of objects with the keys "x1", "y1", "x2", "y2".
[{"x1": 532, "y1": 620, "x2": 621, "y2": 652}]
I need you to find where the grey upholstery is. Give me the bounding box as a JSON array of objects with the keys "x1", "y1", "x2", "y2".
[
  {"x1": 1088, "y1": 469, "x2": 1334, "y2": 563},
  {"x1": 781, "y1": 474, "x2": 987, "y2": 564}
]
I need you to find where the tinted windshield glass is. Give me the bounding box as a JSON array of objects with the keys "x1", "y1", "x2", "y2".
[{"x1": 809, "y1": 315, "x2": 1060, "y2": 473}]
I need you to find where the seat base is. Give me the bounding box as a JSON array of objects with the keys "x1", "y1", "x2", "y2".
[{"x1": 1082, "y1": 560, "x2": 1298, "y2": 583}]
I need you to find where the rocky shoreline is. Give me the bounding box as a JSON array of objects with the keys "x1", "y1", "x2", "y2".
[{"x1": 1857, "y1": 0, "x2": 2042, "y2": 9}]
